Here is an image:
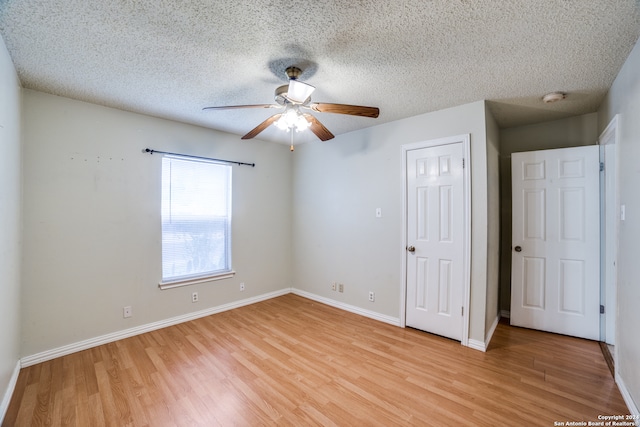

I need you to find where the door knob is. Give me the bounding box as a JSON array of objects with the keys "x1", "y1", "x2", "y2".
[
  {"x1": 515, "y1": 246, "x2": 522, "y2": 252},
  {"x1": 407, "y1": 246, "x2": 416, "y2": 253}
]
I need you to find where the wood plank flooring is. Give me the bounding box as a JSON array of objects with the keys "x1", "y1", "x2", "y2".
[{"x1": 3, "y1": 294, "x2": 629, "y2": 426}]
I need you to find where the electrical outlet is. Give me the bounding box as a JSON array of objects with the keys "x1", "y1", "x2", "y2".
[
  {"x1": 369, "y1": 291, "x2": 375, "y2": 302},
  {"x1": 123, "y1": 306, "x2": 132, "y2": 318},
  {"x1": 192, "y1": 292, "x2": 199, "y2": 303},
  {"x1": 240, "y1": 282, "x2": 245, "y2": 291},
  {"x1": 331, "y1": 282, "x2": 337, "y2": 291},
  {"x1": 339, "y1": 283, "x2": 344, "y2": 293}
]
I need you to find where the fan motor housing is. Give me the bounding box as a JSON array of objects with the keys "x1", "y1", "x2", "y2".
[{"x1": 274, "y1": 84, "x2": 289, "y2": 105}]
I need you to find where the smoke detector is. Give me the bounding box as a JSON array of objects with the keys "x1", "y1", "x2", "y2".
[{"x1": 542, "y1": 92, "x2": 567, "y2": 103}]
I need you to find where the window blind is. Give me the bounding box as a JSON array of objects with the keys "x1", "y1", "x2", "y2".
[{"x1": 161, "y1": 156, "x2": 232, "y2": 284}]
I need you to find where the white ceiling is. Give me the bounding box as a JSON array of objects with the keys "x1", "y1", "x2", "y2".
[{"x1": 1, "y1": 0, "x2": 639, "y2": 144}]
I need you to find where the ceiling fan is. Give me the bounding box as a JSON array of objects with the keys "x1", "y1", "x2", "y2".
[{"x1": 203, "y1": 66, "x2": 379, "y2": 145}]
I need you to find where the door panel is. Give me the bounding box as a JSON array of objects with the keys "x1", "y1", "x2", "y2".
[
  {"x1": 560, "y1": 188, "x2": 585, "y2": 241},
  {"x1": 523, "y1": 256, "x2": 545, "y2": 309},
  {"x1": 558, "y1": 259, "x2": 585, "y2": 314},
  {"x1": 437, "y1": 259, "x2": 452, "y2": 314},
  {"x1": 511, "y1": 146, "x2": 600, "y2": 340},
  {"x1": 524, "y1": 189, "x2": 545, "y2": 239},
  {"x1": 406, "y1": 142, "x2": 464, "y2": 340}
]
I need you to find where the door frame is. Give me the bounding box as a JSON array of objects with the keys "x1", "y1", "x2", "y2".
[
  {"x1": 400, "y1": 134, "x2": 471, "y2": 347},
  {"x1": 599, "y1": 115, "x2": 620, "y2": 351}
]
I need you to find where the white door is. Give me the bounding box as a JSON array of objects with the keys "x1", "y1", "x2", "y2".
[
  {"x1": 406, "y1": 142, "x2": 465, "y2": 341},
  {"x1": 511, "y1": 146, "x2": 600, "y2": 340}
]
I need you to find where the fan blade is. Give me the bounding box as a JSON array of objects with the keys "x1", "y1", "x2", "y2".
[
  {"x1": 241, "y1": 114, "x2": 282, "y2": 140},
  {"x1": 303, "y1": 114, "x2": 335, "y2": 141},
  {"x1": 203, "y1": 104, "x2": 280, "y2": 111},
  {"x1": 308, "y1": 103, "x2": 379, "y2": 118}
]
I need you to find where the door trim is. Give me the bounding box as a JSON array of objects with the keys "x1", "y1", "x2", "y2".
[
  {"x1": 400, "y1": 134, "x2": 471, "y2": 346},
  {"x1": 598, "y1": 114, "x2": 620, "y2": 351}
]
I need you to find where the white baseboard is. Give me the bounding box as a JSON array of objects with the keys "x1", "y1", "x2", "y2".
[
  {"x1": 500, "y1": 310, "x2": 510, "y2": 319},
  {"x1": 467, "y1": 339, "x2": 486, "y2": 352},
  {"x1": 21, "y1": 288, "x2": 291, "y2": 368},
  {"x1": 467, "y1": 315, "x2": 500, "y2": 352},
  {"x1": 0, "y1": 360, "x2": 21, "y2": 425},
  {"x1": 290, "y1": 288, "x2": 401, "y2": 327},
  {"x1": 616, "y1": 371, "x2": 640, "y2": 417}
]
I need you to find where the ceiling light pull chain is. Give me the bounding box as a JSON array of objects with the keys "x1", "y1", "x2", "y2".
[{"x1": 290, "y1": 128, "x2": 294, "y2": 152}]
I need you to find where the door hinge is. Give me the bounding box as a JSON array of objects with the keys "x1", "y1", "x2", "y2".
[
  {"x1": 600, "y1": 162, "x2": 604, "y2": 172},
  {"x1": 600, "y1": 305, "x2": 605, "y2": 314},
  {"x1": 461, "y1": 306, "x2": 464, "y2": 316},
  {"x1": 462, "y1": 158, "x2": 465, "y2": 168}
]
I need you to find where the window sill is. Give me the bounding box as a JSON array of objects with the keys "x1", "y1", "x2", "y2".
[{"x1": 158, "y1": 270, "x2": 236, "y2": 290}]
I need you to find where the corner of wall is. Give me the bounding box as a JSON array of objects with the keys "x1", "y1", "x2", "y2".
[
  {"x1": 0, "y1": 32, "x2": 23, "y2": 425},
  {"x1": 483, "y1": 102, "x2": 501, "y2": 334}
]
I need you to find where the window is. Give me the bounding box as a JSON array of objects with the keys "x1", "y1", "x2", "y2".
[{"x1": 160, "y1": 155, "x2": 233, "y2": 288}]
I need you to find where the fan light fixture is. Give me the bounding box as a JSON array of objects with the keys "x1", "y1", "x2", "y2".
[
  {"x1": 287, "y1": 80, "x2": 315, "y2": 103},
  {"x1": 274, "y1": 106, "x2": 311, "y2": 132},
  {"x1": 273, "y1": 77, "x2": 314, "y2": 133}
]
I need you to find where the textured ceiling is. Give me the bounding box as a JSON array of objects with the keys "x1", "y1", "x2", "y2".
[{"x1": 1, "y1": 0, "x2": 639, "y2": 144}]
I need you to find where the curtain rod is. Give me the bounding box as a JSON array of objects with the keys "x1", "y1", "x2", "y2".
[{"x1": 143, "y1": 148, "x2": 255, "y2": 167}]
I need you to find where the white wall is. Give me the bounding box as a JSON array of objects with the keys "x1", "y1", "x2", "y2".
[
  {"x1": 20, "y1": 90, "x2": 293, "y2": 357},
  {"x1": 598, "y1": 36, "x2": 640, "y2": 412},
  {"x1": 291, "y1": 100, "x2": 493, "y2": 344},
  {"x1": 498, "y1": 113, "x2": 599, "y2": 314},
  {"x1": 0, "y1": 34, "x2": 22, "y2": 420}
]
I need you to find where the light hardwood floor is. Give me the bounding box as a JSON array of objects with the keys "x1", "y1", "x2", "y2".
[{"x1": 3, "y1": 294, "x2": 628, "y2": 426}]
